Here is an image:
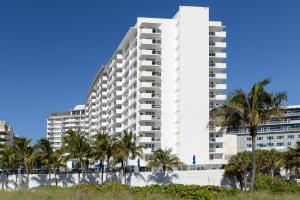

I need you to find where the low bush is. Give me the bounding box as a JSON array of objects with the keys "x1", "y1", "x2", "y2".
[
  {"x1": 72, "y1": 183, "x2": 238, "y2": 200},
  {"x1": 255, "y1": 173, "x2": 300, "y2": 193}
]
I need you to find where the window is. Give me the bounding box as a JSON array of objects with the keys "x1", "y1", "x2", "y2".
[
  {"x1": 257, "y1": 143, "x2": 266, "y2": 147},
  {"x1": 267, "y1": 143, "x2": 274, "y2": 147},
  {"x1": 246, "y1": 137, "x2": 251, "y2": 141},
  {"x1": 287, "y1": 135, "x2": 294, "y2": 139},
  {"x1": 287, "y1": 142, "x2": 292, "y2": 146},
  {"x1": 267, "y1": 136, "x2": 273, "y2": 140},
  {"x1": 277, "y1": 142, "x2": 284, "y2": 146},
  {"x1": 247, "y1": 144, "x2": 252, "y2": 148},
  {"x1": 257, "y1": 136, "x2": 263, "y2": 140},
  {"x1": 277, "y1": 135, "x2": 284, "y2": 139}
]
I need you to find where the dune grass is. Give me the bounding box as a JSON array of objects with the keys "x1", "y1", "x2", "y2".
[{"x1": 0, "y1": 186, "x2": 299, "y2": 200}]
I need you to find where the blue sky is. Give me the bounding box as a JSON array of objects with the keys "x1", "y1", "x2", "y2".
[{"x1": 0, "y1": 0, "x2": 299, "y2": 141}]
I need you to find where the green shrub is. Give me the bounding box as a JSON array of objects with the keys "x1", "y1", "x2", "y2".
[
  {"x1": 72, "y1": 183, "x2": 238, "y2": 200},
  {"x1": 255, "y1": 173, "x2": 300, "y2": 193}
]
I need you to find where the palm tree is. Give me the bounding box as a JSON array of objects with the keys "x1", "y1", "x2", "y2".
[
  {"x1": 50, "y1": 148, "x2": 65, "y2": 187},
  {"x1": 61, "y1": 130, "x2": 91, "y2": 183},
  {"x1": 34, "y1": 138, "x2": 53, "y2": 179},
  {"x1": 0, "y1": 144, "x2": 17, "y2": 190},
  {"x1": 256, "y1": 149, "x2": 282, "y2": 176},
  {"x1": 91, "y1": 131, "x2": 116, "y2": 183},
  {"x1": 211, "y1": 78, "x2": 287, "y2": 190},
  {"x1": 282, "y1": 141, "x2": 300, "y2": 180},
  {"x1": 147, "y1": 148, "x2": 182, "y2": 176},
  {"x1": 115, "y1": 130, "x2": 143, "y2": 183},
  {"x1": 224, "y1": 151, "x2": 252, "y2": 190},
  {"x1": 13, "y1": 137, "x2": 37, "y2": 188}
]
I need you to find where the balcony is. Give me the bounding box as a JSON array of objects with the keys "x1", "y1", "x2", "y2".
[
  {"x1": 209, "y1": 73, "x2": 226, "y2": 80},
  {"x1": 141, "y1": 28, "x2": 161, "y2": 34},
  {"x1": 140, "y1": 93, "x2": 161, "y2": 99},
  {"x1": 140, "y1": 82, "x2": 161, "y2": 88},
  {"x1": 209, "y1": 83, "x2": 227, "y2": 90},
  {"x1": 141, "y1": 39, "x2": 161, "y2": 46},
  {"x1": 209, "y1": 137, "x2": 225, "y2": 143},
  {"x1": 141, "y1": 60, "x2": 161, "y2": 66},
  {"x1": 141, "y1": 49, "x2": 161, "y2": 56},
  {"x1": 209, "y1": 52, "x2": 226, "y2": 59},
  {"x1": 209, "y1": 94, "x2": 227, "y2": 101},
  {"x1": 210, "y1": 63, "x2": 226, "y2": 70},
  {"x1": 140, "y1": 137, "x2": 161, "y2": 143},
  {"x1": 209, "y1": 31, "x2": 226, "y2": 38},
  {"x1": 209, "y1": 148, "x2": 225, "y2": 154},
  {"x1": 140, "y1": 82, "x2": 152, "y2": 88},
  {"x1": 209, "y1": 42, "x2": 226, "y2": 49}
]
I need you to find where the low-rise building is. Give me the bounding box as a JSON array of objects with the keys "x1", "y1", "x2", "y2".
[{"x1": 235, "y1": 105, "x2": 300, "y2": 152}]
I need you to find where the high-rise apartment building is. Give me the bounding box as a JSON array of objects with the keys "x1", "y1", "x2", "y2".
[
  {"x1": 47, "y1": 105, "x2": 86, "y2": 150},
  {"x1": 0, "y1": 121, "x2": 15, "y2": 147},
  {"x1": 235, "y1": 105, "x2": 300, "y2": 152},
  {"x1": 85, "y1": 6, "x2": 228, "y2": 165}
]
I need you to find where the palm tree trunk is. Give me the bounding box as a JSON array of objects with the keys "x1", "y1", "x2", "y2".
[
  {"x1": 15, "y1": 173, "x2": 18, "y2": 190},
  {"x1": 250, "y1": 132, "x2": 257, "y2": 191},
  {"x1": 25, "y1": 163, "x2": 29, "y2": 189},
  {"x1": 101, "y1": 159, "x2": 104, "y2": 184},
  {"x1": 55, "y1": 169, "x2": 57, "y2": 187}
]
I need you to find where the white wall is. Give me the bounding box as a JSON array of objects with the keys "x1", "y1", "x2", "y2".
[
  {"x1": 177, "y1": 6, "x2": 210, "y2": 164},
  {"x1": 0, "y1": 170, "x2": 237, "y2": 190}
]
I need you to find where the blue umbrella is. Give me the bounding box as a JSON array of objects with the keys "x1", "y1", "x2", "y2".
[{"x1": 193, "y1": 155, "x2": 196, "y2": 165}]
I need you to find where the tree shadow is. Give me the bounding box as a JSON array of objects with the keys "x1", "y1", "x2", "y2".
[
  {"x1": 58, "y1": 173, "x2": 76, "y2": 187},
  {"x1": 148, "y1": 171, "x2": 179, "y2": 184},
  {"x1": 85, "y1": 173, "x2": 100, "y2": 184},
  {"x1": 104, "y1": 171, "x2": 122, "y2": 184},
  {"x1": 31, "y1": 174, "x2": 51, "y2": 189},
  {"x1": 126, "y1": 171, "x2": 145, "y2": 186},
  {"x1": 220, "y1": 176, "x2": 239, "y2": 189}
]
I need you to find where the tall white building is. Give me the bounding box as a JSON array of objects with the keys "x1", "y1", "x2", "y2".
[
  {"x1": 85, "y1": 6, "x2": 228, "y2": 165},
  {"x1": 47, "y1": 105, "x2": 86, "y2": 150},
  {"x1": 0, "y1": 121, "x2": 15, "y2": 147}
]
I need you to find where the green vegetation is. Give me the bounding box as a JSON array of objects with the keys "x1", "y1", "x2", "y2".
[
  {"x1": 224, "y1": 143, "x2": 300, "y2": 190},
  {"x1": 211, "y1": 78, "x2": 287, "y2": 190},
  {"x1": 0, "y1": 183, "x2": 299, "y2": 200}
]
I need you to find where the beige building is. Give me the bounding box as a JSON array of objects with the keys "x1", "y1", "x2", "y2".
[{"x1": 0, "y1": 121, "x2": 15, "y2": 146}]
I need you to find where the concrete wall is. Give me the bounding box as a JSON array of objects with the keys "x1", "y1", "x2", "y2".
[{"x1": 0, "y1": 170, "x2": 236, "y2": 190}]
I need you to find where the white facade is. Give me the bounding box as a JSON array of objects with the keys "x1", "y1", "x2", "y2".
[
  {"x1": 0, "y1": 121, "x2": 15, "y2": 147},
  {"x1": 85, "y1": 6, "x2": 227, "y2": 165},
  {"x1": 47, "y1": 105, "x2": 86, "y2": 151}
]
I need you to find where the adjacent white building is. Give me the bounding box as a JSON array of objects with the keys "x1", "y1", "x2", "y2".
[
  {"x1": 0, "y1": 121, "x2": 15, "y2": 147},
  {"x1": 47, "y1": 105, "x2": 86, "y2": 150},
  {"x1": 85, "y1": 6, "x2": 228, "y2": 165},
  {"x1": 235, "y1": 105, "x2": 300, "y2": 152}
]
